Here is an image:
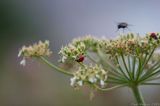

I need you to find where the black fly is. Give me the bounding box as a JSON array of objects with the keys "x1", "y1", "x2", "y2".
[{"x1": 116, "y1": 22, "x2": 131, "y2": 32}]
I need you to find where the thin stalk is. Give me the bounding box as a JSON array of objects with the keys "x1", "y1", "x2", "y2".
[
  {"x1": 146, "y1": 76, "x2": 160, "y2": 81},
  {"x1": 95, "y1": 85, "x2": 125, "y2": 91},
  {"x1": 40, "y1": 56, "x2": 73, "y2": 76},
  {"x1": 145, "y1": 65, "x2": 160, "y2": 79},
  {"x1": 106, "y1": 80, "x2": 128, "y2": 84},
  {"x1": 115, "y1": 56, "x2": 130, "y2": 80},
  {"x1": 141, "y1": 82, "x2": 160, "y2": 85},
  {"x1": 136, "y1": 54, "x2": 147, "y2": 80},
  {"x1": 131, "y1": 86, "x2": 145, "y2": 106},
  {"x1": 128, "y1": 56, "x2": 131, "y2": 72},
  {"x1": 141, "y1": 62, "x2": 160, "y2": 80},
  {"x1": 121, "y1": 54, "x2": 132, "y2": 79},
  {"x1": 139, "y1": 69, "x2": 160, "y2": 83},
  {"x1": 132, "y1": 56, "x2": 136, "y2": 79},
  {"x1": 100, "y1": 58, "x2": 125, "y2": 79},
  {"x1": 136, "y1": 58, "x2": 142, "y2": 81},
  {"x1": 137, "y1": 48, "x2": 155, "y2": 80},
  {"x1": 143, "y1": 48, "x2": 155, "y2": 67},
  {"x1": 108, "y1": 75, "x2": 128, "y2": 83},
  {"x1": 86, "y1": 53, "x2": 98, "y2": 63},
  {"x1": 103, "y1": 65, "x2": 124, "y2": 78},
  {"x1": 77, "y1": 62, "x2": 85, "y2": 67},
  {"x1": 97, "y1": 49, "x2": 125, "y2": 77},
  {"x1": 86, "y1": 54, "x2": 124, "y2": 79}
]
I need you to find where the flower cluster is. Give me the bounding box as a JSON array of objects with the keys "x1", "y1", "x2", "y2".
[
  {"x1": 70, "y1": 64, "x2": 108, "y2": 88},
  {"x1": 146, "y1": 32, "x2": 160, "y2": 45},
  {"x1": 17, "y1": 32, "x2": 160, "y2": 105},
  {"x1": 59, "y1": 42, "x2": 86, "y2": 63},
  {"x1": 59, "y1": 35, "x2": 102, "y2": 63},
  {"x1": 72, "y1": 35, "x2": 100, "y2": 51},
  {"x1": 101, "y1": 33, "x2": 160, "y2": 57},
  {"x1": 18, "y1": 40, "x2": 52, "y2": 66}
]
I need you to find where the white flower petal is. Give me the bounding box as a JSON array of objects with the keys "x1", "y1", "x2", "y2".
[
  {"x1": 89, "y1": 77, "x2": 97, "y2": 83},
  {"x1": 18, "y1": 51, "x2": 22, "y2": 57},
  {"x1": 20, "y1": 58, "x2": 26, "y2": 66},
  {"x1": 62, "y1": 56, "x2": 67, "y2": 63},
  {"x1": 70, "y1": 77, "x2": 76, "y2": 86},
  {"x1": 77, "y1": 80, "x2": 83, "y2": 86},
  {"x1": 104, "y1": 75, "x2": 108, "y2": 80},
  {"x1": 100, "y1": 80, "x2": 105, "y2": 87},
  {"x1": 95, "y1": 74, "x2": 100, "y2": 78}
]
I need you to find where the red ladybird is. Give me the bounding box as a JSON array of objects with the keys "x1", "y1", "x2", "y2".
[
  {"x1": 76, "y1": 54, "x2": 85, "y2": 62},
  {"x1": 150, "y1": 33, "x2": 158, "y2": 40}
]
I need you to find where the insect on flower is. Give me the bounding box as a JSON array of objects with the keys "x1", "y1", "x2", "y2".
[
  {"x1": 76, "y1": 54, "x2": 85, "y2": 62},
  {"x1": 150, "y1": 33, "x2": 158, "y2": 40}
]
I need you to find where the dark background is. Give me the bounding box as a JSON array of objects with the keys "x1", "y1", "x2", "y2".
[{"x1": 0, "y1": 0, "x2": 160, "y2": 105}]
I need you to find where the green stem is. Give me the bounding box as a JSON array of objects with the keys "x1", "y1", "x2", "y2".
[
  {"x1": 97, "y1": 49, "x2": 125, "y2": 78},
  {"x1": 121, "y1": 54, "x2": 132, "y2": 80},
  {"x1": 95, "y1": 85, "x2": 125, "y2": 91},
  {"x1": 40, "y1": 56, "x2": 73, "y2": 76},
  {"x1": 136, "y1": 58, "x2": 142, "y2": 81},
  {"x1": 77, "y1": 62, "x2": 85, "y2": 67},
  {"x1": 131, "y1": 85, "x2": 145, "y2": 106},
  {"x1": 86, "y1": 53, "x2": 98, "y2": 63},
  {"x1": 128, "y1": 56, "x2": 131, "y2": 72},
  {"x1": 108, "y1": 75, "x2": 128, "y2": 83},
  {"x1": 132, "y1": 56, "x2": 136, "y2": 79},
  {"x1": 115, "y1": 56, "x2": 130, "y2": 80},
  {"x1": 137, "y1": 49, "x2": 155, "y2": 80},
  {"x1": 141, "y1": 61, "x2": 160, "y2": 80},
  {"x1": 141, "y1": 82, "x2": 160, "y2": 85},
  {"x1": 139, "y1": 69, "x2": 160, "y2": 83}
]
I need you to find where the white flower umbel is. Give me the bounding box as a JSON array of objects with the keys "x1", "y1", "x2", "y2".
[
  {"x1": 18, "y1": 33, "x2": 160, "y2": 105},
  {"x1": 59, "y1": 42, "x2": 86, "y2": 63},
  {"x1": 70, "y1": 64, "x2": 108, "y2": 88},
  {"x1": 18, "y1": 40, "x2": 52, "y2": 66}
]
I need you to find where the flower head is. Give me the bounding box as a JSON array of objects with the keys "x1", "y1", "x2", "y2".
[
  {"x1": 100, "y1": 33, "x2": 160, "y2": 57},
  {"x1": 70, "y1": 64, "x2": 108, "y2": 88},
  {"x1": 59, "y1": 41, "x2": 86, "y2": 63},
  {"x1": 18, "y1": 40, "x2": 52, "y2": 66},
  {"x1": 59, "y1": 35, "x2": 103, "y2": 63}
]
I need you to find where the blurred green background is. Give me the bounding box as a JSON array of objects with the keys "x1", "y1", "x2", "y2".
[{"x1": 0, "y1": 0, "x2": 160, "y2": 106}]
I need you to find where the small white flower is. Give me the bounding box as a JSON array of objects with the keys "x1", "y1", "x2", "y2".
[
  {"x1": 62, "y1": 56, "x2": 67, "y2": 63},
  {"x1": 101, "y1": 69, "x2": 106, "y2": 75},
  {"x1": 70, "y1": 77, "x2": 76, "y2": 86},
  {"x1": 95, "y1": 74, "x2": 100, "y2": 78},
  {"x1": 20, "y1": 58, "x2": 26, "y2": 66},
  {"x1": 18, "y1": 50, "x2": 22, "y2": 57},
  {"x1": 89, "y1": 77, "x2": 97, "y2": 83},
  {"x1": 104, "y1": 75, "x2": 108, "y2": 81},
  {"x1": 100, "y1": 80, "x2": 105, "y2": 87},
  {"x1": 77, "y1": 80, "x2": 83, "y2": 86}
]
